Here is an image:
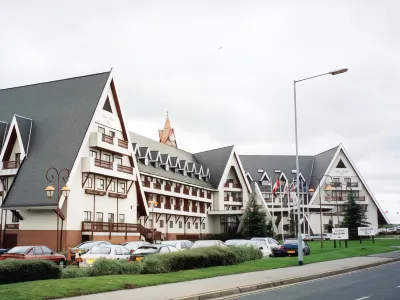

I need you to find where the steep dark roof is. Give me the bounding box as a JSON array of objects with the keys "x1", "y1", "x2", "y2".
[
  {"x1": 0, "y1": 122, "x2": 8, "y2": 151},
  {"x1": 15, "y1": 115, "x2": 33, "y2": 155},
  {"x1": 240, "y1": 146, "x2": 339, "y2": 189},
  {"x1": 1, "y1": 71, "x2": 110, "y2": 208},
  {"x1": 194, "y1": 146, "x2": 234, "y2": 188}
]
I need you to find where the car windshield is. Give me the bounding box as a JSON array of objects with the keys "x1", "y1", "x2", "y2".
[
  {"x1": 134, "y1": 246, "x2": 160, "y2": 254},
  {"x1": 78, "y1": 242, "x2": 97, "y2": 249},
  {"x1": 283, "y1": 240, "x2": 298, "y2": 245},
  {"x1": 7, "y1": 246, "x2": 31, "y2": 254},
  {"x1": 192, "y1": 241, "x2": 218, "y2": 248},
  {"x1": 225, "y1": 240, "x2": 246, "y2": 246},
  {"x1": 90, "y1": 246, "x2": 111, "y2": 254}
]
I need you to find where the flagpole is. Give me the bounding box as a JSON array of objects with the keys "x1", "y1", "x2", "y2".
[
  {"x1": 280, "y1": 177, "x2": 284, "y2": 241},
  {"x1": 292, "y1": 179, "x2": 296, "y2": 235},
  {"x1": 307, "y1": 190, "x2": 310, "y2": 234},
  {"x1": 270, "y1": 180, "x2": 274, "y2": 223}
]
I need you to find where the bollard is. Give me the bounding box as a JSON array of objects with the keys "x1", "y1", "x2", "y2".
[
  {"x1": 372, "y1": 236, "x2": 375, "y2": 244},
  {"x1": 345, "y1": 240, "x2": 348, "y2": 248}
]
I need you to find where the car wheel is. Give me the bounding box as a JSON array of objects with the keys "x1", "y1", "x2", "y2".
[{"x1": 58, "y1": 259, "x2": 67, "y2": 268}]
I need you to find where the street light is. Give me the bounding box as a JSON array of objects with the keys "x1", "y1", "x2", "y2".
[
  {"x1": 306, "y1": 175, "x2": 324, "y2": 249},
  {"x1": 45, "y1": 167, "x2": 70, "y2": 252},
  {"x1": 293, "y1": 68, "x2": 348, "y2": 265}
]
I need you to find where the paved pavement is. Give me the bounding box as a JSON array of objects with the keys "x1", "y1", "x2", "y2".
[
  {"x1": 228, "y1": 261, "x2": 400, "y2": 300},
  {"x1": 61, "y1": 255, "x2": 397, "y2": 300}
]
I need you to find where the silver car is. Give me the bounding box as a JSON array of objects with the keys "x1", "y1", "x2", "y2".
[{"x1": 161, "y1": 240, "x2": 193, "y2": 250}]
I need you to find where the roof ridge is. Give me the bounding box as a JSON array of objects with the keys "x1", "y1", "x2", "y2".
[
  {"x1": 0, "y1": 70, "x2": 111, "y2": 91},
  {"x1": 194, "y1": 145, "x2": 234, "y2": 155},
  {"x1": 314, "y1": 145, "x2": 340, "y2": 156}
]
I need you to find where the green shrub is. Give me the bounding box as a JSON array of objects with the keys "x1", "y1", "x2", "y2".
[
  {"x1": 87, "y1": 259, "x2": 143, "y2": 276},
  {"x1": 142, "y1": 255, "x2": 170, "y2": 274},
  {"x1": 0, "y1": 259, "x2": 62, "y2": 284},
  {"x1": 230, "y1": 246, "x2": 263, "y2": 263},
  {"x1": 62, "y1": 267, "x2": 89, "y2": 278}
]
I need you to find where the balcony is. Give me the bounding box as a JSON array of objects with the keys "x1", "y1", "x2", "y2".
[
  {"x1": 183, "y1": 188, "x2": 189, "y2": 195},
  {"x1": 356, "y1": 196, "x2": 366, "y2": 201},
  {"x1": 174, "y1": 205, "x2": 181, "y2": 210},
  {"x1": 174, "y1": 187, "x2": 181, "y2": 193},
  {"x1": 207, "y1": 192, "x2": 212, "y2": 199},
  {"x1": 224, "y1": 182, "x2": 242, "y2": 190},
  {"x1": 89, "y1": 132, "x2": 130, "y2": 156},
  {"x1": 330, "y1": 182, "x2": 342, "y2": 187},
  {"x1": 0, "y1": 160, "x2": 20, "y2": 176},
  {"x1": 200, "y1": 191, "x2": 205, "y2": 198},
  {"x1": 164, "y1": 203, "x2": 172, "y2": 209},
  {"x1": 192, "y1": 190, "x2": 198, "y2": 197},
  {"x1": 192, "y1": 206, "x2": 198, "y2": 213},
  {"x1": 200, "y1": 205, "x2": 205, "y2": 213},
  {"x1": 81, "y1": 221, "x2": 152, "y2": 239},
  {"x1": 85, "y1": 188, "x2": 106, "y2": 196},
  {"x1": 183, "y1": 205, "x2": 189, "y2": 212},
  {"x1": 164, "y1": 185, "x2": 171, "y2": 192},
  {"x1": 153, "y1": 183, "x2": 161, "y2": 190},
  {"x1": 347, "y1": 182, "x2": 359, "y2": 188},
  {"x1": 108, "y1": 192, "x2": 127, "y2": 199},
  {"x1": 81, "y1": 157, "x2": 136, "y2": 181}
]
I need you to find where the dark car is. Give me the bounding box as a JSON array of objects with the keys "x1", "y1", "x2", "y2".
[
  {"x1": 0, "y1": 246, "x2": 67, "y2": 267},
  {"x1": 70, "y1": 241, "x2": 111, "y2": 261},
  {"x1": 280, "y1": 239, "x2": 311, "y2": 256},
  {"x1": 0, "y1": 249, "x2": 9, "y2": 256},
  {"x1": 130, "y1": 244, "x2": 179, "y2": 262}
]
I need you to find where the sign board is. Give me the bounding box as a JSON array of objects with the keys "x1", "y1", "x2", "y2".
[
  {"x1": 358, "y1": 227, "x2": 376, "y2": 236},
  {"x1": 332, "y1": 228, "x2": 349, "y2": 240}
]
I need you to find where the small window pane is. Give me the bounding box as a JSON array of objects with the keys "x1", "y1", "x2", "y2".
[
  {"x1": 84, "y1": 211, "x2": 92, "y2": 222},
  {"x1": 96, "y1": 212, "x2": 103, "y2": 222},
  {"x1": 115, "y1": 247, "x2": 122, "y2": 255},
  {"x1": 98, "y1": 127, "x2": 105, "y2": 134},
  {"x1": 108, "y1": 213, "x2": 114, "y2": 223},
  {"x1": 33, "y1": 247, "x2": 43, "y2": 255},
  {"x1": 202, "y1": 223, "x2": 205, "y2": 229},
  {"x1": 169, "y1": 221, "x2": 173, "y2": 228},
  {"x1": 187, "y1": 222, "x2": 190, "y2": 229},
  {"x1": 119, "y1": 214, "x2": 125, "y2": 223},
  {"x1": 42, "y1": 246, "x2": 53, "y2": 255},
  {"x1": 179, "y1": 221, "x2": 183, "y2": 229},
  {"x1": 160, "y1": 220, "x2": 164, "y2": 228}
]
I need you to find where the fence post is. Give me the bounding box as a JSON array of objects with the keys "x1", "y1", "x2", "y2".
[{"x1": 372, "y1": 236, "x2": 375, "y2": 244}]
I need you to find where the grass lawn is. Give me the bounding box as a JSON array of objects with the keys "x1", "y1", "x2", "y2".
[{"x1": 1, "y1": 239, "x2": 399, "y2": 300}]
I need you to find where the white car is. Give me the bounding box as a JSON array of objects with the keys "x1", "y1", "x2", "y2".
[
  {"x1": 79, "y1": 245, "x2": 130, "y2": 267},
  {"x1": 225, "y1": 239, "x2": 247, "y2": 247},
  {"x1": 161, "y1": 240, "x2": 193, "y2": 250},
  {"x1": 251, "y1": 237, "x2": 280, "y2": 251},
  {"x1": 236, "y1": 240, "x2": 272, "y2": 258},
  {"x1": 123, "y1": 241, "x2": 151, "y2": 254}
]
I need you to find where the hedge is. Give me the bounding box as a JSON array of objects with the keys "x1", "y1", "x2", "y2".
[{"x1": 0, "y1": 259, "x2": 62, "y2": 284}]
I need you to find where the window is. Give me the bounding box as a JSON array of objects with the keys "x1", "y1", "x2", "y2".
[
  {"x1": 103, "y1": 97, "x2": 113, "y2": 113},
  {"x1": 261, "y1": 180, "x2": 269, "y2": 186},
  {"x1": 90, "y1": 150, "x2": 97, "y2": 158},
  {"x1": 115, "y1": 247, "x2": 122, "y2": 255},
  {"x1": 12, "y1": 214, "x2": 19, "y2": 223},
  {"x1": 108, "y1": 213, "x2": 114, "y2": 223},
  {"x1": 104, "y1": 154, "x2": 111, "y2": 162},
  {"x1": 202, "y1": 223, "x2": 205, "y2": 230},
  {"x1": 84, "y1": 211, "x2": 92, "y2": 222},
  {"x1": 336, "y1": 159, "x2": 346, "y2": 168},
  {"x1": 120, "y1": 182, "x2": 126, "y2": 194},
  {"x1": 41, "y1": 246, "x2": 53, "y2": 255},
  {"x1": 86, "y1": 177, "x2": 93, "y2": 188},
  {"x1": 169, "y1": 221, "x2": 173, "y2": 228},
  {"x1": 110, "y1": 181, "x2": 115, "y2": 192},
  {"x1": 187, "y1": 222, "x2": 190, "y2": 229},
  {"x1": 119, "y1": 214, "x2": 125, "y2": 223},
  {"x1": 99, "y1": 179, "x2": 105, "y2": 190},
  {"x1": 179, "y1": 221, "x2": 183, "y2": 229},
  {"x1": 195, "y1": 223, "x2": 199, "y2": 229},
  {"x1": 33, "y1": 247, "x2": 43, "y2": 255},
  {"x1": 333, "y1": 177, "x2": 340, "y2": 182},
  {"x1": 344, "y1": 178, "x2": 351, "y2": 183},
  {"x1": 96, "y1": 212, "x2": 103, "y2": 222},
  {"x1": 98, "y1": 126, "x2": 105, "y2": 134},
  {"x1": 122, "y1": 247, "x2": 130, "y2": 255},
  {"x1": 109, "y1": 131, "x2": 115, "y2": 138},
  {"x1": 323, "y1": 224, "x2": 329, "y2": 233},
  {"x1": 160, "y1": 220, "x2": 164, "y2": 228},
  {"x1": 115, "y1": 157, "x2": 122, "y2": 165}
]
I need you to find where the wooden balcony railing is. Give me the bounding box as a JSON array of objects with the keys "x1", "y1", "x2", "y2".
[
  {"x1": 153, "y1": 183, "x2": 161, "y2": 190},
  {"x1": 183, "y1": 189, "x2": 189, "y2": 195},
  {"x1": 117, "y1": 164, "x2": 133, "y2": 174},
  {"x1": 118, "y1": 139, "x2": 128, "y2": 149},
  {"x1": 174, "y1": 205, "x2": 181, "y2": 210},
  {"x1": 200, "y1": 191, "x2": 205, "y2": 198},
  {"x1": 192, "y1": 190, "x2": 197, "y2": 196},
  {"x1": 347, "y1": 182, "x2": 359, "y2": 188},
  {"x1": 356, "y1": 196, "x2": 366, "y2": 201},
  {"x1": 95, "y1": 158, "x2": 113, "y2": 170},
  {"x1": 5, "y1": 224, "x2": 19, "y2": 230},
  {"x1": 224, "y1": 182, "x2": 230, "y2": 187},
  {"x1": 108, "y1": 192, "x2": 127, "y2": 199},
  {"x1": 164, "y1": 204, "x2": 171, "y2": 209},
  {"x1": 207, "y1": 192, "x2": 212, "y2": 199},
  {"x1": 164, "y1": 185, "x2": 171, "y2": 192},
  {"x1": 142, "y1": 181, "x2": 150, "y2": 188},
  {"x1": 183, "y1": 206, "x2": 189, "y2": 212},
  {"x1": 3, "y1": 161, "x2": 20, "y2": 169},
  {"x1": 264, "y1": 198, "x2": 273, "y2": 202},
  {"x1": 233, "y1": 183, "x2": 241, "y2": 188},
  {"x1": 81, "y1": 221, "x2": 152, "y2": 239},
  {"x1": 102, "y1": 134, "x2": 114, "y2": 144},
  {"x1": 174, "y1": 187, "x2": 181, "y2": 193},
  {"x1": 85, "y1": 189, "x2": 106, "y2": 196},
  {"x1": 330, "y1": 182, "x2": 342, "y2": 187},
  {"x1": 192, "y1": 206, "x2": 197, "y2": 213}
]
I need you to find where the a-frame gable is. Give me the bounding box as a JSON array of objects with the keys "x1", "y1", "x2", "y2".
[
  {"x1": 259, "y1": 171, "x2": 270, "y2": 182},
  {"x1": 0, "y1": 116, "x2": 28, "y2": 163}
]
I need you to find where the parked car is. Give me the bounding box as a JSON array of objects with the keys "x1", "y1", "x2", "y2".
[
  {"x1": 236, "y1": 240, "x2": 272, "y2": 258},
  {"x1": 0, "y1": 249, "x2": 9, "y2": 256},
  {"x1": 310, "y1": 233, "x2": 331, "y2": 241},
  {"x1": 280, "y1": 239, "x2": 311, "y2": 256},
  {"x1": 301, "y1": 234, "x2": 311, "y2": 241},
  {"x1": 130, "y1": 244, "x2": 179, "y2": 261},
  {"x1": 191, "y1": 240, "x2": 227, "y2": 249},
  {"x1": 70, "y1": 241, "x2": 112, "y2": 261},
  {"x1": 387, "y1": 227, "x2": 397, "y2": 234},
  {"x1": 0, "y1": 246, "x2": 67, "y2": 267},
  {"x1": 123, "y1": 241, "x2": 151, "y2": 254},
  {"x1": 225, "y1": 239, "x2": 247, "y2": 247},
  {"x1": 161, "y1": 240, "x2": 193, "y2": 250},
  {"x1": 251, "y1": 237, "x2": 281, "y2": 256},
  {"x1": 79, "y1": 245, "x2": 130, "y2": 267}
]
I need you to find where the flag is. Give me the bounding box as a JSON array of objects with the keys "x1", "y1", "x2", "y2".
[
  {"x1": 272, "y1": 178, "x2": 280, "y2": 195},
  {"x1": 283, "y1": 182, "x2": 289, "y2": 195},
  {"x1": 289, "y1": 181, "x2": 298, "y2": 205}
]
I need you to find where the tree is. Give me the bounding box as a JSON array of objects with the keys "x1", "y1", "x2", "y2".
[
  {"x1": 341, "y1": 190, "x2": 370, "y2": 239},
  {"x1": 240, "y1": 193, "x2": 274, "y2": 238}
]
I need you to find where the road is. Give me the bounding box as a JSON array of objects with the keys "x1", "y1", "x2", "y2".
[{"x1": 223, "y1": 261, "x2": 400, "y2": 300}]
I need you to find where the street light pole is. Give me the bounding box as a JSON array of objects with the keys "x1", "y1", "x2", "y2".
[
  {"x1": 306, "y1": 176, "x2": 323, "y2": 249},
  {"x1": 293, "y1": 68, "x2": 347, "y2": 266}
]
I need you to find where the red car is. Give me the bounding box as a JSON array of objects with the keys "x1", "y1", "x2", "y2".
[{"x1": 0, "y1": 246, "x2": 67, "y2": 267}]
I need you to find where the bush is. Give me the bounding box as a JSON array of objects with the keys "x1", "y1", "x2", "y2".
[
  {"x1": 142, "y1": 255, "x2": 170, "y2": 274},
  {"x1": 62, "y1": 267, "x2": 89, "y2": 278},
  {"x1": 230, "y1": 246, "x2": 263, "y2": 263},
  {"x1": 0, "y1": 259, "x2": 62, "y2": 284},
  {"x1": 88, "y1": 259, "x2": 143, "y2": 276}
]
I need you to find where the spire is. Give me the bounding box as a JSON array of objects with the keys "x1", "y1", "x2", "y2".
[{"x1": 158, "y1": 112, "x2": 177, "y2": 148}]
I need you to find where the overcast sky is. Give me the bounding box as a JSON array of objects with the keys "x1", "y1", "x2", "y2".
[{"x1": 1, "y1": 1, "x2": 399, "y2": 223}]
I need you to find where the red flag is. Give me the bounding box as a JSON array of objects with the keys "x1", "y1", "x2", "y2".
[{"x1": 272, "y1": 178, "x2": 280, "y2": 195}]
